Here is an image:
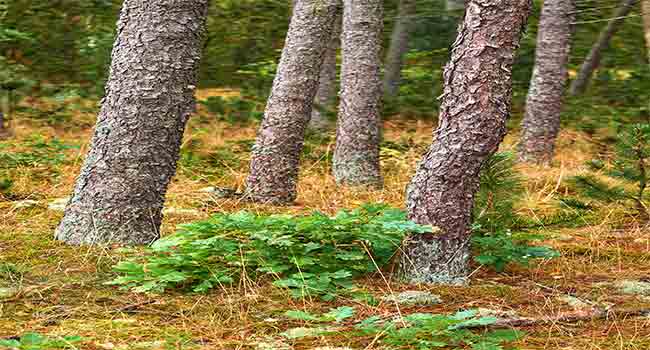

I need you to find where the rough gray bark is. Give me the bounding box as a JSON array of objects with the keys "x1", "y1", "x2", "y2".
[
  {"x1": 569, "y1": 0, "x2": 636, "y2": 95},
  {"x1": 332, "y1": 0, "x2": 384, "y2": 187},
  {"x1": 55, "y1": 0, "x2": 209, "y2": 245},
  {"x1": 245, "y1": 0, "x2": 341, "y2": 204},
  {"x1": 383, "y1": 0, "x2": 416, "y2": 98},
  {"x1": 310, "y1": 10, "x2": 341, "y2": 131},
  {"x1": 518, "y1": 0, "x2": 575, "y2": 165},
  {"x1": 401, "y1": 0, "x2": 531, "y2": 284},
  {"x1": 642, "y1": 0, "x2": 650, "y2": 62}
]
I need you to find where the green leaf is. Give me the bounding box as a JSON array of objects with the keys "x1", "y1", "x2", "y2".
[
  {"x1": 323, "y1": 306, "x2": 355, "y2": 323},
  {"x1": 284, "y1": 310, "x2": 321, "y2": 322}
]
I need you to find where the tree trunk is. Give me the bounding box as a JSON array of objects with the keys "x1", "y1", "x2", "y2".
[
  {"x1": 310, "y1": 10, "x2": 342, "y2": 131},
  {"x1": 518, "y1": 0, "x2": 575, "y2": 165},
  {"x1": 642, "y1": 0, "x2": 650, "y2": 62},
  {"x1": 401, "y1": 0, "x2": 531, "y2": 285},
  {"x1": 54, "y1": 0, "x2": 209, "y2": 245},
  {"x1": 245, "y1": 0, "x2": 341, "y2": 204},
  {"x1": 332, "y1": 0, "x2": 384, "y2": 187},
  {"x1": 569, "y1": 0, "x2": 636, "y2": 95},
  {"x1": 383, "y1": 0, "x2": 416, "y2": 98},
  {"x1": 0, "y1": 111, "x2": 5, "y2": 139},
  {"x1": 446, "y1": 0, "x2": 465, "y2": 11}
]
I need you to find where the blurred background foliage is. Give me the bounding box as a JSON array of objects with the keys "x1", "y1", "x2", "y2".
[{"x1": 0, "y1": 0, "x2": 649, "y2": 129}]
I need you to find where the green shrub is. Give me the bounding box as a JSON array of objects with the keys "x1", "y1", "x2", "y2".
[
  {"x1": 0, "y1": 333, "x2": 82, "y2": 350},
  {"x1": 109, "y1": 204, "x2": 433, "y2": 300}
]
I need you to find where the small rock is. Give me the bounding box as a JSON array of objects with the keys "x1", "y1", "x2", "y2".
[
  {"x1": 48, "y1": 197, "x2": 70, "y2": 211},
  {"x1": 616, "y1": 280, "x2": 650, "y2": 296},
  {"x1": 162, "y1": 207, "x2": 201, "y2": 216},
  {"x1": 255, "y1": 339, "x2": 291, "y2": 350},
  {"x1": 13, "y1": 200, "x2": 39, "y2": 209},
  {"x1": 558, "y1": 295, "x2": 592, "y2": 310},
  {"x1": 381, "y1": 290, "x2": 442, "y2": 306},
  {"x1": 0, "y1": 287, "x2": 18, "y2": 299},
  {"x1": 554, "y1": 234, "x2": 574, "y2": 242},
  {"x1": 281, "y1": 327, "x2": 339, "y2": 339},
  {"x1": 476, "y1": 308, "x2": 518, "y2": 318},
  {"x1": 199, "y1": 186, "x2": 218, "y2": 193}
]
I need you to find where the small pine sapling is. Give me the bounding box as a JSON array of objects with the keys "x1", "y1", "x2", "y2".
[{"x1": 570, "y1": 124, "x2": 650, "y2": 221}]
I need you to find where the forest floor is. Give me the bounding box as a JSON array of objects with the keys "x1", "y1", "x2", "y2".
[{"x1": 1, "y1": 90, "x2": 650, "y2": 349}]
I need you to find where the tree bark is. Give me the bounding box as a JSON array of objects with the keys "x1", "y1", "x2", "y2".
[
  {"x1": 401, "y1": 0, "x2": 531, "y2": 285},
  {"x1": 245, "y1": 0, "x2": 341, "y2": 204},
  {"x1": 642, "y1": 0, "x2": 650, "y2": 62},
  {"x1": 383, "y1": 0, "x2": 416, "y2": 98},
  {"x1": 518, "y1": 0, "x2": 575, "y2": 165},
  {"x1": 54, "y1": 0, "x2": 209, "y2": 245},
  {"x1": 310, "y1": 10, "x2": 342, "y2": 131},
  {"x1": 569, "y1": 0, "x2": 636, "y2": 95},
  {"x1": 332, "y1": 0, "x2": 384, "y2": 187},
  {"x1": 446, "y1": 0, "x2": 466, "y2": 11}
]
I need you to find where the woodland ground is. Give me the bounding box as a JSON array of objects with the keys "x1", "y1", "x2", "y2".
[{"x1": 1, "y1": 89, "x2": 650, "y2": 349}]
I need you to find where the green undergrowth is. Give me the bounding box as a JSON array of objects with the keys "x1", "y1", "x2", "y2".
[
  {"x1": 109, "y1": 204, "x2": 558, "y2": 300},
  {"x1": 109, "y1": 204, "x2": 432, "y2": 300},
  {"x1": 0, "y1": 333, "x2": 83, "y2": 350},
  {"x1": 284, "y1": 307, "x2": 523, "y2": 349}
]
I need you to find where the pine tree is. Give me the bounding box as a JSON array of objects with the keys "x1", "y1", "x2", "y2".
[{"x1": 570, "y1": 124, "x2": 650, "y2": 220}]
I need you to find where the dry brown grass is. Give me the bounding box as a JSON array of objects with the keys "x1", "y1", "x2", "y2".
[{"x1": 1, "y1": 92, "x2": 650, "y2": 349}]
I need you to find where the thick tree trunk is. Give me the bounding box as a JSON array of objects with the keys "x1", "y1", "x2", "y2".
[
  {"x1": 569, "y1": 0, "x2": 636, "y2": 95},
  {"x1": 332, "y1": 0, "x2": 384, "y2": 187},
  {"x1": 310, "y1": 11, "x2": 342, "y2": 131},
  {"x1": 54, "y1": 0, "x2": 209, "y2": 245},
  {"x1": 642, "y1": 0, "x2": 650, "y2": 62},
  {"x1": 401, "y1": 0, "x2": 531, "y2": 285},
  {"x1": 245, "y1": 0, "x2": 340, "y2": 204},
  {"x1": 383, "y1": 0, "x2": 416, "y2": 98},
  {"x1": 518, "y1": 0, "x2": 575, "y2": 165}
]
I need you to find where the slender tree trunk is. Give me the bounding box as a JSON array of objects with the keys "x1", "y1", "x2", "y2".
[
  {"x1": 569, "y1": 0, "x2": 636, "y2": 95},
  {"x1": 245, "y1": 0, "x2": 340, "y2": 204},
  {"x1": 642, "y1": 0, "x2": 650, "y2": 62},
  {"x1": 383, "y1": 0, "x2": 416, "y2": 98},
  {"x1": 400, "y1": 0, "x2": 531, "y2": 285},
  {"x1": 54, "y1": 0, "x2": 209, "y2": 245},
  {"x1": 446, "y1": 0, "x2": 465, "y2": 11},
  {"x1": 310, "y1": 10, "x2": 342, "y2": 131},
  {"x1": 518, "y1": 0, "x2": 575, "y2": 164},
  {"x1": 0, "y1": 111, "x2": 5, "y2": 139},
  {"x1": 332, "y1": 0, "x2": 384, "y2": 187}
]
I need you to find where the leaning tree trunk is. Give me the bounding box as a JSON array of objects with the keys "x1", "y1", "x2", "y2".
[
  {"x1": 401, "y1": 0, "x2": 531, "y2": 285},
  {"x1": 310, "y1": 10, "x2": 342, "y2": 131},
  {"x1": 383, "y1": 0, "x2": 416, "y2": 98},
  {"x1": 642, "y1": 0, "x2": 650, "y2": 62},
  {"x1": 569, "y1": 0, "x2": 636, "y2": 95},
  {"x1": 518, "y1": 0, "x2": 575, "y2": 165},
  {"x1": 54, "y1": 0, "x2": 209, "y2": 245},
  {"x1": 245, "y1": 0, "x2": 340, "y2": 204},
  {"x1": 332, "y1": 0, "x2": 383, "y2": 187}
]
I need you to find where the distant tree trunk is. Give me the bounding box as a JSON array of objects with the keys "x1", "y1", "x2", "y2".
[
  {"x1": 569, "y1": 0, "x2": 636, "y2": 95},
  {"x1": 332, "y1": 0, "x2": 384, "y2": 187},
  {"x1": 518, "y1": 0, "x2": 575, "y2": 165},
  {"x1": 642, "y1": 0, "x2": 650, "y2": 62},
  {"x1": 383, "y1": 0, "x2": 416, "y2": 98},
  {"x1": 245, "y1": 0, "x2": 340, "y2": 204},
  {"x1": 400, "y1": 0, "x2": 531, "y2": 285},
  {"x1": 54, "y1": 0, "x2": 209, "y2": 245},
  {"x1": 446, "y1": 0, "x2": 465, "y2": 11},
  {"x1": 310, "y1": 11, "x2": 342, "y2": 131},
  {"x1": 0, "y1": 111, "x2": 5, "y2": 139}
]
